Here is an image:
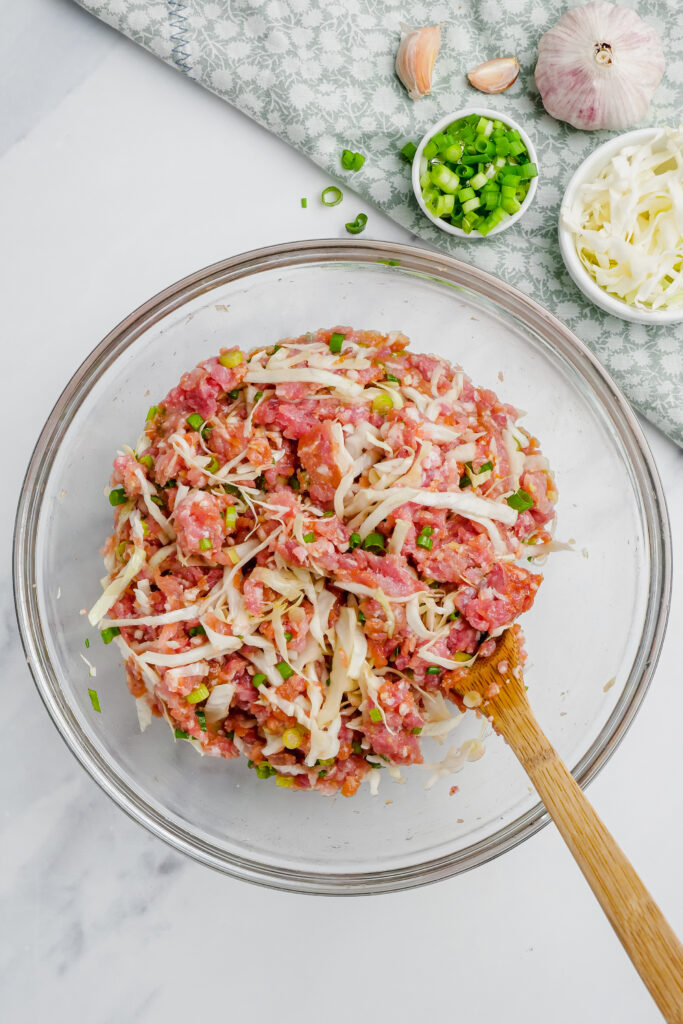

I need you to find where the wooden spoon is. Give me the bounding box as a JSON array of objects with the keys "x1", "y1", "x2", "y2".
[{"x1": 445, "y1": 627, "x2": 683, "y2": 1023}]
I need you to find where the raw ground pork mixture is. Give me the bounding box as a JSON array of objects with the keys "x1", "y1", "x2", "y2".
[{"x1": 89, "y1": 327, "x2": 556, "y2": 796}]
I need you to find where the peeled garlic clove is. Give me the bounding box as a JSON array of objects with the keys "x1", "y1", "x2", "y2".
[
  {"x1": 467, "y1": 57, "x2": 520, "y2": 94},
  {"x1": 535, "y1": 0, "x2": 665, "y2": 130},
  {"x1": 395, "y1": 23, "x2": 442, "y2": 101}
]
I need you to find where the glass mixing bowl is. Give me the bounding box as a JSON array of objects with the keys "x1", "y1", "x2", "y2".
[{"x1": 14, "y1": 240, "x2": 670, "y2": 894}]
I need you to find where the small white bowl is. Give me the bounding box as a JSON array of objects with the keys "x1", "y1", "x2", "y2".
[
  {"x1": 559, "y1": 127, "x2": 683, "y2": 325},
  {"x1": 412, "y1": 107, "x2": 539, "y2": 240}
]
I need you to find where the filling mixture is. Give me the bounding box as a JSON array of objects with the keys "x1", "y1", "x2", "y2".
[{"x1": 89, "y1": 328, "x2": 556, "y2": 795}]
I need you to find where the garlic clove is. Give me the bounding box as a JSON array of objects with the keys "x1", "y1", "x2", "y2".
[
  {"x1": 467, "y1": 57, "x2": 520, "y2": 94},
  {"x1": 535, "y1": 1, "x2": 665, "y2": 130},
  {"x1": 395, "y1": 23, "x2": 442, "y2": 101}
]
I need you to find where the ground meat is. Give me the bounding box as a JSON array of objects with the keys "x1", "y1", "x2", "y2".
[{"x1": 94, "y1": 327, "x2": 556, "y2": 797}]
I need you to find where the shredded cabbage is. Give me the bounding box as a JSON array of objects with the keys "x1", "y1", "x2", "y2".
[{"x1": 562, "y1": 126, "x2": 683, "y2": 310}]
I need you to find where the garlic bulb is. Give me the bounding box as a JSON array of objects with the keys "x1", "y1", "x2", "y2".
[
  {"x1": 467, "y1": 57, "x2": 520, "y2": 94},
  {"x1": 395, "y1": 23, "x2": 442, "y2": 101},
  {"x1": 535, "y1": 1, "x2": 665, "y2": 130}
]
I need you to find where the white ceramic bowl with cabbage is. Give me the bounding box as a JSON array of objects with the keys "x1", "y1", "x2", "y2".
[{"x1": 559, "y1": 126, "x2": 683, "y2": 325}]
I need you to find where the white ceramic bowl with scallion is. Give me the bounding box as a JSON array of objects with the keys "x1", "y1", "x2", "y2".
[
  {"x1": 558, "y1": 127, "x2": 683, "y2": 326},
  {"x1": 411, "y1": 107, "x2": 539, "y2": 240}
]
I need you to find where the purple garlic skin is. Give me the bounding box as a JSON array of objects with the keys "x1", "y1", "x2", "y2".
[{"x1": 535, "y1": 0, "x2": 665, "y2": 130}]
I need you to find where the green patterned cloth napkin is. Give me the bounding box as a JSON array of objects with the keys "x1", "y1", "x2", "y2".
[{"x1": 75, "y1": 0, "x2": 682, "y2": 444}]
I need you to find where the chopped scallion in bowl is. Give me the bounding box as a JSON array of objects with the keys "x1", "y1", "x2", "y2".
[{"x1": 410, "y1": 108, "x2": 539, "y2": 239}]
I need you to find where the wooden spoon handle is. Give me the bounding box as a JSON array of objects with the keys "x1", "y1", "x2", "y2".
[{"x1": 504, "y1": 707, "x2": 683, "y2": 1022}]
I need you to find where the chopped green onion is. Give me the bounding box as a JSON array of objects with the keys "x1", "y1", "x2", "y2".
[
  {"x1": 199, "y1": 537, "x2": 213, "y2": 551},
  {"x1": 362, "y1": 532, "x2": 385, "y2": 552},
  {"x1": 228, "y1": 388, "x2": 241, "y2": 399},
  {"x1": 138, "y1": 454, "x2": 154, "y2": 469},
  {"x1": 502, "y1": 197, "x2": 521, "y2": 215},
  {"x1": 206, "y1": 458, "x2": 220, "y2": 475},
  {"x1": 506, "y1": 488, "x2": 534, "y2": 512},
  {"x1": 276, "y1": 662, "x2": 293, "y2": 680},
  {"x1": 196, "y1": 710, "x2": 207, "y2": 732},
  {"x1": 400, "y1": 141, "x2": 417, "y2": 161},
  {"x1": 448, "y1": 610, "x2": 460, "y2": 621},
  {"x1": 88, "y1": 689, "x2": 101, "y2": 713},
  {"x1": 385, "y1": 372, "x2": 399, "y2": 383},
  {"x1": 84, "y1": 638, "x2": 90, "y2": 649},
  {"x1": 101, "y1": 627, "x2": 120, "y2": 645},
  {"x1": 218, "y1": 350, "x2": 243, "y2": 368},
  {"x1": 282, "y1": 727, "x2": 303, "y2": 749},
  {"x1": 255, "y1": 762, "x2": 276, "y2": 779},
  {"x1": 301, "y1": 197, "x2": 307, "y2": 208},
  {"x1": 352, "y1": 740, "x2": 363, "y2": 755},
  {"x1": 345, "y1": 213, "x2": 368, "y2": 234},
  {"x1": 303, "y1": 531, "x2": 316, "y2": 543},
  {"x1": 225, "y1": 730, "x2": 234, "y2": 740},
  {"x1": 318, "y1": 769, "x2": 327, "y2": 778},
  {"x1": 369, "y1": 707, "x2": 382, "y2": 723},
  {"x1": 287, "y1": 473, "x2": 300, "y2": 491},
  {"x1": 150, "y1": 494, "x2": 164, "y2": 507},
  {"x1": 284, "y1": 631, "x2": 293, "y2": 642},
  {"x1": 322, "y1": 510, "x2": 334, "y2": 518},
  {"x1": 518, "y1": 162, "x2": 538, "y2": 179},
  {"x1": 321, "y1": 186, "x2": 343, "y2": 207},
  {"x1": 109, "y1": 487, "x2": 127, "y2": 506},
  {"x1": 174, "y1": 728, "x2": 189, "y2": 739},
  {"x1": 187, "y1": 684, "x2": 209, "y2": 704},
  {"x1": 329, "y1": 331, "x2": 345, "y2": 353},
  {"x1": 357, "y1": 610, "x2": 366, "y2": 624},
  {"x1": 411, "y1": 726, "x2": 422, "y2": 734},
  {"x1": 426, "y1": 666, "x2": 442, "y2": 675},
  {"x1": 341, "y1": 148, "x2": 365, "y2": 170},
  {"x1": 252, "y1": 673, "x2": 267, "y2": 688},
  {"x1": 372, "y1": 392, "x2": 393, "y2": 415},
  {"x1": 416, "y1": 534, "x2": 433, "y2": 550},
  {"x1": 275, "y1": 775, "x2": 293, "y2": 787},
  {"x1": 188, "y1": 624, "x2": 205, "y2": 637},
  {"x1": 478, "y1": 461, "x2": 493, "y2": 473},
  {"x1": 349, "y1": 532, "x2": 362, "y2": 550},
  {"x1": 186, "y1": 413, "x2": 204, "y2": 431},
  {"x1": 225, "y1": 505, "x2": 237, "y2": 528},
  {"x1": 420, "y1": 525, "x2": 434, "y2": 536},
  {"x1": 146, "y1": 405, "x2": 159, "y2": 422},
  {"x1": 430, "y1": 164, "x2": 460, "y2": 194},
  {"x1": 453, "y1": 652, "x2": 472, "y2": 663}
]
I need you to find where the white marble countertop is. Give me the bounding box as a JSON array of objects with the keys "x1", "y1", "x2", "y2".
[{"x1": 1, "y1": 3, "x2": 681, "y2": 1022}]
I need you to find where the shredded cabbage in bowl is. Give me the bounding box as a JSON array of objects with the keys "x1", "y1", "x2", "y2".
[{"x1": 561, "y1": 126, "x2": 683, "y2": 311}]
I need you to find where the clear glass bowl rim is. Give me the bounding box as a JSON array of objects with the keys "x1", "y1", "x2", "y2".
[{"x1": 13, "y1": 239, "x2": 672, "y2": 895}]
